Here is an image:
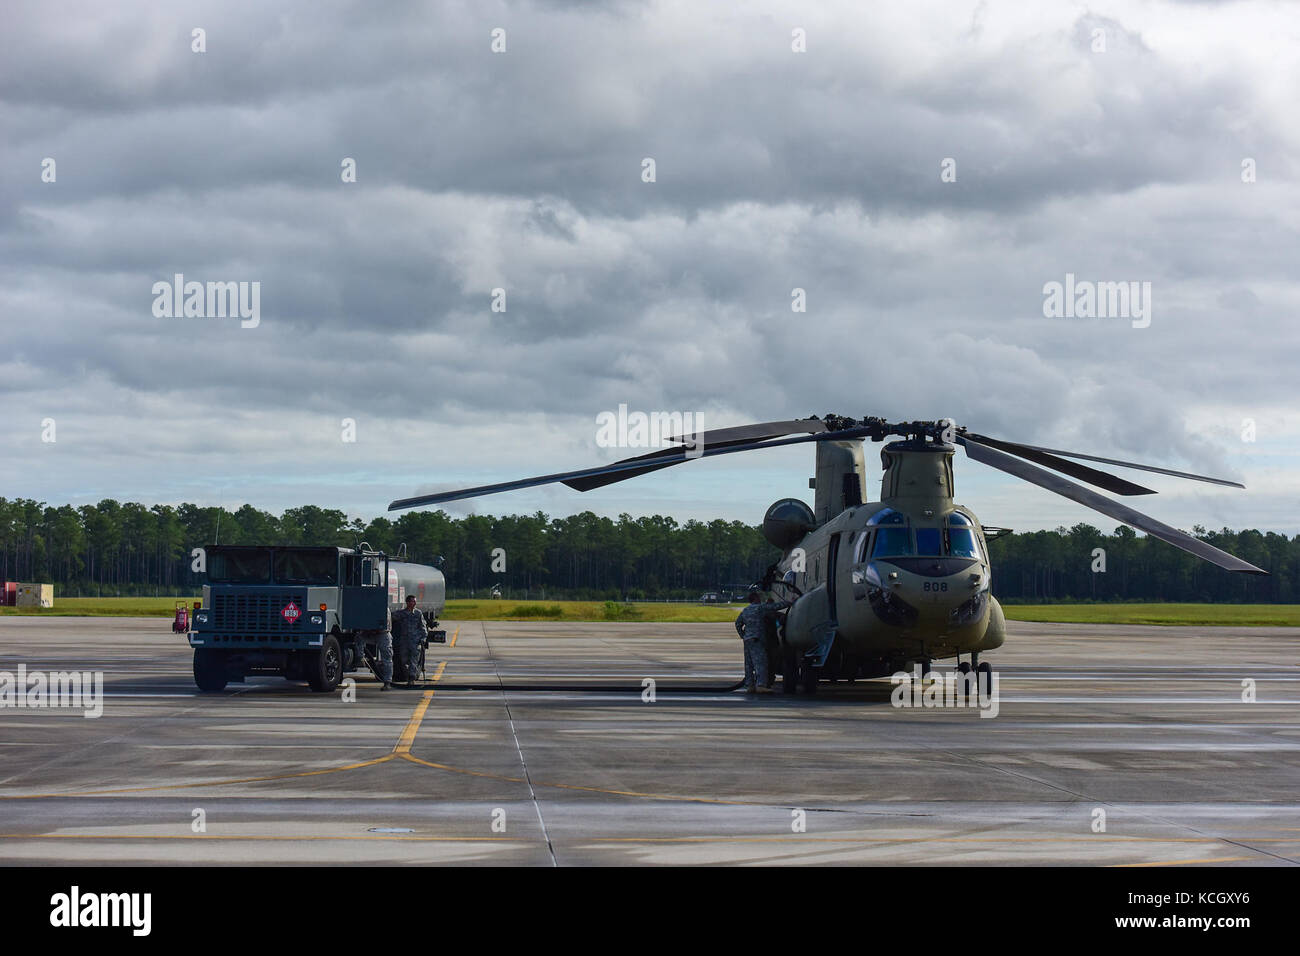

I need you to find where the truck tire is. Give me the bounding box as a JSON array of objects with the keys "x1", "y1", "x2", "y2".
[
  {"x1": 194, "y1": 649, "x2": 228, "y2": 692},
  {"x1": 307, "y1": 635, "x2": 344, "y2": 693}
]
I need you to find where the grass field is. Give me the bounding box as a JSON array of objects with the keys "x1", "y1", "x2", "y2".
[
  {"x1": 0, "y1": 597, "x2": 201, "y2": 617},
  {"x1": 441, "y1": 599, "x2": 745, "y2": 623},
  {"x1": 2, "y1": 597, "x2": 1299, "y2": 626},
  {"x1": 998, "y1": 603, "x2": 1300, "y2": 627}
]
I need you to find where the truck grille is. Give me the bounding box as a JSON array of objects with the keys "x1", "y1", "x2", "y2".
[{"x1": 211, "y1": 592, "x2": 305, "y2": 632}]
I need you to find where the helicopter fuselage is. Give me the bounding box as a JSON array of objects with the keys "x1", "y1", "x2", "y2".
[{"x1": 771, "y1": 439, "x2": 1005, "y2": 678}]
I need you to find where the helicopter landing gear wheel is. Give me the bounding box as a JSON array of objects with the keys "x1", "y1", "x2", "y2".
[
  {"x1": 958, "y1": 660, "x2": 972, "y2": 676},
  {"x1": 800, "y1": 662, "x2": 819, "y2": 695},
  {"x1": 976, "y1": 661, "x2": 993, "y2": 694},
  {"x1": 781, "y1": 648, "x2": 799, "y2": 695}
]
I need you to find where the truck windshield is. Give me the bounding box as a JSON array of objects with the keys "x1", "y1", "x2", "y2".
[
  {"x1": 274, "y1": 550, "x2": 339, "y2": 585},
  {"x1": 208, "y1": 550, "x2": 272, "y2": 584}
]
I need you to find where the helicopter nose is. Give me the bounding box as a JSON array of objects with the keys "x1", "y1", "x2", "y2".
[{"x1": 855, "y1": 558, "x2": 987, "y2": 627}]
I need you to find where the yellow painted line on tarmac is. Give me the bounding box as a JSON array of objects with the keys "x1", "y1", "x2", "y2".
[
  {"x1": 397, "y1": 752, "x2": 525, "y2": 781},
  {"x1": 0, "y1": 833, "x2": 519, "y2": 843},
  {"x1": 393, "y1": 657, "x2": 754, "y2": 803},
  {"x1": 2, "y1": 667, "x2": 450, "y2": 799},
  {"x1": 20, "y1": 657, "x2": 1286, "y2": 833},
  {"x1": 449, "y1": 627, "x2": 460, "y2": 647},
  {"x1": 589, "y1": 834, "x2": 1224, "y2": 845},
  {"x1": 392, "y1": 661, "x2": 445, "y2": 755},
  {"x1": 397, "y1": 751, "x2": 749, "y2": 804},
  {"x1": 0, "y1": 756, "x2": 396, "y2": 799}
]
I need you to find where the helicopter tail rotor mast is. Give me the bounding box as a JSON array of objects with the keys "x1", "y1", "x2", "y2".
[{"x1": 388, "y1": 415, "x2": 1265, "y2": 575}]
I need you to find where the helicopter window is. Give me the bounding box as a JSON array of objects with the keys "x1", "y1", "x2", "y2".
[
  {"x1": 915, "y1": 528, "x2": 943, "y2": 556},
  {"x1": 948, "y1": 528, "x2": 981, "y2": 558},
  {"x1": 872, "y1": 527, "x2": 914, "y2": 557},
  {"x1": 853, "y1": 531, "x2": 870, "y2": 563},
  {"x1": 867, "y1": 508, "x2": 906, "y2": 526},
  {"x1": 949, "y1": 512, "x2": 972, "y2": 526}
]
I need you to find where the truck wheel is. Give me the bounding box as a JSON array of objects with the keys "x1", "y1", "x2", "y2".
[
  {"x1": 307, "y1": 635, "x2": 343, "y2": 693},
  {"x1": 194, "y1": 649, "x2": 228, "y2": 692}
]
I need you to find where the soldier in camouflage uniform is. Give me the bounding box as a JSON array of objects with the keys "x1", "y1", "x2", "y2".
[
  {"x1": 391, "y1": 594, "x2": 427, "y2": 687},
  {"x1": 359, "y1": 604, "x2": 394, "y2": 691},
  {"x1": 735, "y1": 591, "x2": 789, "y2": 694}
]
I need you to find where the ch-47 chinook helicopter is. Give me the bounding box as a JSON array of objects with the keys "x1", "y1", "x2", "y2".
[{"x1": 390, "y1": 414, "x2": 1266, "y2": 694}]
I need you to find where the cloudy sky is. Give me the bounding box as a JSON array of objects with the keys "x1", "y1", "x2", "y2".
[{"x1": 2, "y1": 0, "x2": 1297, "y2": 534}]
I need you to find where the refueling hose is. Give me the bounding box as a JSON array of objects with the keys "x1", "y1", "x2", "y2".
[{"x1": 407, "y1": 679, "x2": 747, "y2": 693}]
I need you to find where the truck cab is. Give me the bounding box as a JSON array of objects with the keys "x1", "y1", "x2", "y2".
[{"x1": 189, "y1": 545, "x2": 446, "y2": 693}]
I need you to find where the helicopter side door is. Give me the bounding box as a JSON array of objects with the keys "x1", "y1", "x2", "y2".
[{"x1": 786, "y1": 535, "x2": 840, "y2": 666}]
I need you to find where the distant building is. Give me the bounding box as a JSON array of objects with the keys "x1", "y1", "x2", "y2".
[{"x1": 14, "y1": 583, "x2": 53, "y2": 608}]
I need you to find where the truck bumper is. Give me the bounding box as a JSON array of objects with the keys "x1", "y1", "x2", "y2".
[{"x1": 189, "y1": 633, "x2": 327, "y2": 649}]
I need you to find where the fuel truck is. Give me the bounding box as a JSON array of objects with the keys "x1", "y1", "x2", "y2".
[{"x1": 188, "y1": 544, "x2": 446, "y2": 692}]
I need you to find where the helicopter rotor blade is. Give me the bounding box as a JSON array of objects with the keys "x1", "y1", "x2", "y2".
[
  {"x1": 567, "y1": 418, "x2": 833, "y2": 492},
  {"x1": 562, "y1": 436, "x2": 761, "y2": 492},
  {"x1": 963, "y1": 433, "x2": 1156, "y2": 496},
  {"x1": 958, "y1": 436, "x2": 1266, "y2": 574},
  {"x1": 388, "y1": 426, "x2": 874, "y2": 511},
  {"x1": 663, "y1": 417, "x2": 828, "y2": 446},
  {"x1": 997, "y1": 440, "x2": 1244, "y2": 489}
]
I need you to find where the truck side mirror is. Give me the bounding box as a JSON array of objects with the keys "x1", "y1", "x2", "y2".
[{"x1": 434, "y1": 555, "x2": 446, "y2": 570}]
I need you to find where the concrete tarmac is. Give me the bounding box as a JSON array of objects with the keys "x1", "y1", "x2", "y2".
[{"x1": 0, "y1": 616, "x2": 1297, "y2": 866}]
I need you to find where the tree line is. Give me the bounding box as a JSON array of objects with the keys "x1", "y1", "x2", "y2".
[
  {"x1": 0, "y1": 498, "x2": 776, "y2": 599},
  {"x1": 0, "y1": 497, "x2": 1295, "y2": 602}
]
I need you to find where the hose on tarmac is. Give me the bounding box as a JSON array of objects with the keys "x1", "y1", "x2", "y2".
[{"x1": 401, "y1": 679, "x2": 747, "y2": 693}]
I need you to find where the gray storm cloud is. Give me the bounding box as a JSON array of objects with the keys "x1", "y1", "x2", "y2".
[{"x1": 1, "y1": 0, "x2": 1296, "y2": 529}]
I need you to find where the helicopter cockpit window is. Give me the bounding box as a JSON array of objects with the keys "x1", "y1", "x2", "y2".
[
  {"x1": 852, "y1": 531, "x2": 870, "y2": 563},
  {"x1": 948, "y1": 528, "x2": 981, "y2": 558},
  {"x1": 867, "y1": 508, "x2": 906, "y2": 526},
  {"x1": 915, "y1": 528, "x2": 943, "y2": 556},
  {"x1": 872, "y1": 527, "x2": 914, "y2": 557},
  {"x1": 949, "y1": 512, "x2": 972, "y2": 526}
]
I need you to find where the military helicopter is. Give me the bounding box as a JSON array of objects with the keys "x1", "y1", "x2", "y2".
[{"x1": 390, "y1": 415, "x2": 1265, "y2": 693}]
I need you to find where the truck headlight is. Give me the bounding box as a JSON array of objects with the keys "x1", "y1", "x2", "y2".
[
  {"x1": 195, "y1": 612, "x2": 208, "y2": 625},
  {"x1": 309, "y1": 614, "x2": 323, "y2": 625}
]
